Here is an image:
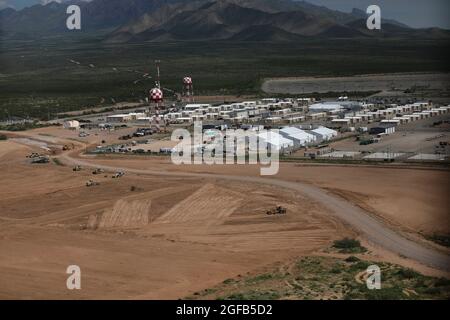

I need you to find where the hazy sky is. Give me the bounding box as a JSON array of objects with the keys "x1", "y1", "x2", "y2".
[{"x1": 1, "y1": 0, "x2": 449, "y2": 29}]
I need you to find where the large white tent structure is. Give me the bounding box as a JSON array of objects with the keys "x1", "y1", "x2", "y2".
[
  {"x1": 258, "y1": 131, "x2": 294, "y2": 151},
  {"x1": 309, "y1": 103, "x2": 343, "y2": 113},
  {"x1": 63, "y1": 120, "x2": 80, "y2": 130},
  {"x1": 311, "y1": 127, "x2": 338, "y2": 141},
  {"x1": 279, "y1": 127, "x2": 316, "y2": 146}
]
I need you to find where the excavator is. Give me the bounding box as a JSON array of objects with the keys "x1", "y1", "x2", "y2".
[
  {"x1": 86, "y1": 180, "x2": 100, "y2": 187},
  {"x1": 266, "y1": 206, "x2": 287, "y2": 216},
  {"x1": 62, "y1": 143, "x2": 75, "y2": 151}
]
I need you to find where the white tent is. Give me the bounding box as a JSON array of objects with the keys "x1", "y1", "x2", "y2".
[
  {"x1": 309, "y1": 103, "x2": 343, "y2": 113},
  {"x1": 258, "y1": 131, "x2": 294, "y2": 150},
  {"x1": 311, "y1": 127, "x2": 338, "y2": 141},
  {"x1": 63, "y1": 120, "x2": 80, "y2": 130},
  {"x1": 280, "y1": 127, "x2": 316, "y2": 146}
]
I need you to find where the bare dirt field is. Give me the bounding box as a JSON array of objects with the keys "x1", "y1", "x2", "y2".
[
  {"x1": 262, "y1": 73, "x2": 450, "y2": 94},
  {"x1": 331, "y1": 130, "x2": 449, "y2": 154},
  {"x1": 69, "y1": 153, "x2": 449, "y2": 237},
  {"x1": 0, "y1": 138, "x2": 351, "y2": 299},
  {"x1": 0, "y1": 128, "x2": 449, "y2": 299}
]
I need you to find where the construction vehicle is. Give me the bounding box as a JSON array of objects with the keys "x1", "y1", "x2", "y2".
[
  {"x1": 86, "y1": 180, "x2": 100, "y2": 187},
  {"x1": 31, "y1": 156, "x2": 50, "y2": 164},
  {"x1": 62, "y1": 144, "x2": 74, "y2": 151},
  {"x1": 73, "y1": 166, "x2": 82, "y2": 172},
  {"x1": 112, "y1": 171, "x2": 125, "y2": 179},
  {"x1": 266, "y1": 206, "x2": 287, "y2": 216},
  {"x1": 92, "y1": 168, "x2": 104, "y2": 175},
  {"x1": 26, "y1": 152, "x2": 41, "y2": 158}
]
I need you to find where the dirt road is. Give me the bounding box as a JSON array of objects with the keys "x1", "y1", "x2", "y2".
[{"x1": 60, "y1": 153, "x2": 450, "y2": 272}]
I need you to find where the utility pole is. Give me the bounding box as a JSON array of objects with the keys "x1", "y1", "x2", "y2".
[{"x1": 155, "y1": 60, "x2": 161, "y2": 89}]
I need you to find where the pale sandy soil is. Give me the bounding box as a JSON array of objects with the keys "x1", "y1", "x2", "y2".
[
  {"x1": 75, "y1": 155, "x2": 449, "y2": 236},
  {"x1": 10, "y1": 126, "x2": 450, "y2": 236},
  {"x1": 330, "y1": 130, "x2": 449, "y2": 154},
  {"x1": 0, "y1": 139, "x2": 349, "y2": 299},
  {"x1": 0, "y1": 127, "x2": 449, "y2": 299}
]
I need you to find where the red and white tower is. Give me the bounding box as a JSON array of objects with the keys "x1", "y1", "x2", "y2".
[
  {"x1": 182, "y1": 76, "x2": 194, "y2": 103},
  {"x1": 149, "y1": 60, "x2": 164, "y2": 111}
]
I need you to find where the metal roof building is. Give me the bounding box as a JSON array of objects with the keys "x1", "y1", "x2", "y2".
[{"x1": 309, "y1": 103, "x2": 344, "y2": 113}]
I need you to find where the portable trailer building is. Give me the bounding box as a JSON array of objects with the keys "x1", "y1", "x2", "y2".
[{"x1": 332, "y1": 119, "x2": 351, "y2": 125}]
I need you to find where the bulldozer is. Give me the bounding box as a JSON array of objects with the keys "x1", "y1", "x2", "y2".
[
  {"x1": 112, "y1": 171, "x2": 125, "y2": 179},
  {"x1": 26, "y1": 152, "x2": 41, "y2": 159},
  {"x1": 266, "y1": 206, "x2": 287, "y2": 216},
  {"x1": 62, "y1": 144, "x2": 75, "y2": 151},
  {"x1": 86, "y1": 180, "x2": 100, "y2": 187},
  {"x1": 31, "y1": 156, "x2": 50, "y2": 164},
  {"x1": 92, "y1": 168, "x2": 104, "y2": 175}
]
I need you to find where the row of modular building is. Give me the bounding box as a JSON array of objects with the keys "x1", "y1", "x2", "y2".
[
  {"x1": 380, "y1": 106, "x2": 450, "y2": 126},
  {"x1": 100, "y1": 98, "x2": 349, "y2": 126},
  {"x1": 162, "y1": 101, "x2": 311, "y2": 125},
  {"x1": 106, "y1": 112, "x2": 146, "y2": 123},
  {"x1": 331, "y1": 102, "x2": 437, "y2": 126}
]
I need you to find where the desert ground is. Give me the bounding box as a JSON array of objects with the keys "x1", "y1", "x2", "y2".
[
  {"x1": 262, "y1": 73, "x2": 450, "y2": 95},
  {"x1": 0, "y1": 126, "x2": 449, "y2": 299}
]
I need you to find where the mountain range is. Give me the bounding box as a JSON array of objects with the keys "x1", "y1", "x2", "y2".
[{"x1": 1, "y1": 0, "x2": 449, "y2": 42}]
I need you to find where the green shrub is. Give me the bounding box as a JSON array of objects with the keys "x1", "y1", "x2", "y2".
[
  {"x1": 363, "y1": 287, "x2": 405, "y2": 300},
  {"x1": 396, "y1": 268, "x2": 420, "y2": 280},
  {"x1": 0, "y1": 122, "x2": 47, "y2": 132},
  {"x1": 345, "y1": 256, "x2": 361, "y2": 263},
  {"x1": 223, "y1": 278, "x2": 235, "y2": 285},
  {"x1": 434, "y1": 277, "x2": 450, "y2": 287},
  {"x1": 426, "y1": 234, "x2": 450, "y2": 247},
  {"x1": 333, "y1": 238, "x2": 367, "y2": 253}
]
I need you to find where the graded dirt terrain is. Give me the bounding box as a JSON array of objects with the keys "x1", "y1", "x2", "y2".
[
  {"x1": 262, "y1": 73, "x2": 450, "y2": 94},
  {"x1": 0, "y1": 136, "x2": 349, "y2": 299},
  {"x1": 68, "y1": 152, "x2": 449, "y2": 236},
  {"x1": 0, "y1": 127, "x2": 449, "y2": 299}
]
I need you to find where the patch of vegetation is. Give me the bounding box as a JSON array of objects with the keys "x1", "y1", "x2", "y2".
[
  {"x1": 223, "y1": 290, "x2": 282, "y2": 300},
  {"x1": 245, "y1": 273, "x2": 279, "y2": 284},
  {"x1": 345, "y1": 256, "x2": 361, "y2": 263},
  {"x1": 52, "y1": 158, "x2": 64, "y2": 166},
  {"x1": 188, "y1": 256, "x2": 450, "y2": 300},
  {"x1": 396, "y1": 268, "x2": 421, "y2": 280},
  {"x1": 426, "y1": 234, "x2": 450, "y2": 247},
  {"x1": 0, "y1": 121, "x2": 49, "y2": 131},
  {"x1": 223, "y1": 278, "x2": 236, "y2": 285},
  {"x1": 1, "y1": 38, "x2": 449, "y2": 120},
  {"x1": 346, "y1": 286, "x2": 406, "y2": 300},
  {"x1": 332, "y1": 238, "x2": 367, "y2": 254}
]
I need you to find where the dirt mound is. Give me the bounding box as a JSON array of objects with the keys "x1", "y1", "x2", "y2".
[
  {"x1": 156, "y1": 184, "x2": 243, "y2": 225},
  {"x1": 93, "y1": 199, "x2": 151, "y2": 229}
]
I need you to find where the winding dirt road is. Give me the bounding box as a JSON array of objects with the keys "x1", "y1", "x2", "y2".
[{"x1": 60, "y1": 152, "x2": 450, "y2": 272}]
